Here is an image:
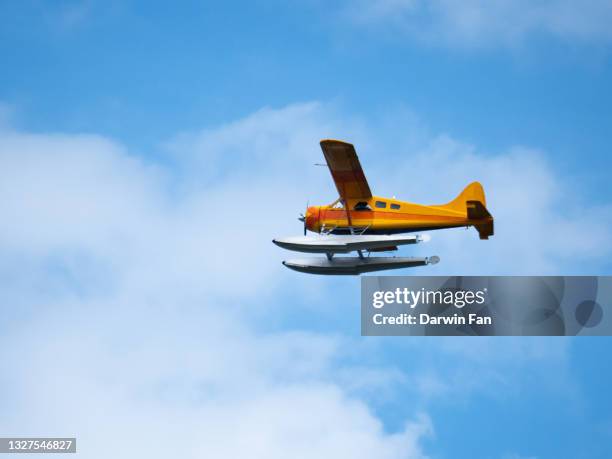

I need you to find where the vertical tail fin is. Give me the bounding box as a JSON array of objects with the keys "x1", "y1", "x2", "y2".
[
  {"x1": 444, "y1": 182, "x2": 487, "y2": 212},
  {"x1": 443, "y1": 182, "x2": 494, "y2": 240}
]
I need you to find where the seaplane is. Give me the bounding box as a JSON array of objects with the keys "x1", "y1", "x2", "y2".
[{"x1": 273, "y1": 139, "x2": 494, "y2": 275}]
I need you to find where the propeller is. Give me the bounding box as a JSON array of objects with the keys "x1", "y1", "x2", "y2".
[{"x1": 298, "y1": 201, "x2": 309, "y2": 235}]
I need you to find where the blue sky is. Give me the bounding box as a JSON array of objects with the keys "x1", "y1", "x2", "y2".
[{"x1": 1, "y1": 1, "x2": 612, "y2": 458}]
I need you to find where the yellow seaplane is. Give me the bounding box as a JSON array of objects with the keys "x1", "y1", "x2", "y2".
[{"x1": 273, "y1": 139, "x2": 493, "y2": 274}]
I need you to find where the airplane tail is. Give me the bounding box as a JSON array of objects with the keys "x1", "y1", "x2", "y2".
[{"x1": 443, "y1": 182, "x2": 494, "y2": 240}]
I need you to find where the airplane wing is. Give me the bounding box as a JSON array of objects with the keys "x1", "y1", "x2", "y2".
[{"x1": 320, "y1": 139, "x2": 372, "y2": 201}]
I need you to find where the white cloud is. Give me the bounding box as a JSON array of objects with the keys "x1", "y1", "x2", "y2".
[
  {"x1": 0, "y1": 104, "x2": 432, "y2": 458},
  {"x1": 0, "y1": 100, "x2": 603, "y2": 457},
  {"x1": 345, "y1": 0, "x2": 612, "y2": 48},
  {"x1": 0, "y1": 295, "x2": 433, "y2": 458}
]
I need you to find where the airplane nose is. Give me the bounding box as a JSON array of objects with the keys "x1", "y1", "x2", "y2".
[{"x1": 305, "y1": 206, "x2": 319, "y2": 231}]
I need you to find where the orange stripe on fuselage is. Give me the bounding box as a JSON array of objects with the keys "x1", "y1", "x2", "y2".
[{"x1": 310, "y1": 200, "x2": 471, "y2": 233}]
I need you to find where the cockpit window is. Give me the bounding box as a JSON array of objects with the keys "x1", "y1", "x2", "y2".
[
  {"x1": 354, "y1": 201, "x2": 372, "y2": 211},
  {"x1": 331, "y1": 201, "x2": 344, "y2": 209},
  {"x1": 390, "y1": 203, "x2": 400, "y2": 210},
  {"x1": 375, "y1": 201, "x2": 387, "y2": 209}
]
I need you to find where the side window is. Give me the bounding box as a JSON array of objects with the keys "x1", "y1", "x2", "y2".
[
  {"x1": 375, "y1": 201, "x2": 387, "y2": 209},
  {"x1": 390, "y1": 203, "x2": 400, "y2": 210},
  {"x1": 354, "y1": 201, "x2": 372, "y2": 211}
]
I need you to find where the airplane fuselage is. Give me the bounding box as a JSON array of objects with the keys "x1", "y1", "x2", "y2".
[{"x1": 305, "y1": 196, "x2": 483, "y2": 235}]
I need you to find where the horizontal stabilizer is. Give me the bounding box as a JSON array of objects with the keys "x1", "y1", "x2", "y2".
[
  {"x1": 466, "y1": 200, "x2": 491, "y2": 219},
  {"x1": 282, "y1": 256, "x2": 439, "y2": 275},
  {"x1": 273, "y1": 234, "x2": 427, "y2": 254}
]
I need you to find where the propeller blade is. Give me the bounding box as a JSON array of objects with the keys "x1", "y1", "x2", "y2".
[{"x1": 299, "y1": 201, "x2": 309, "y2": 235}]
